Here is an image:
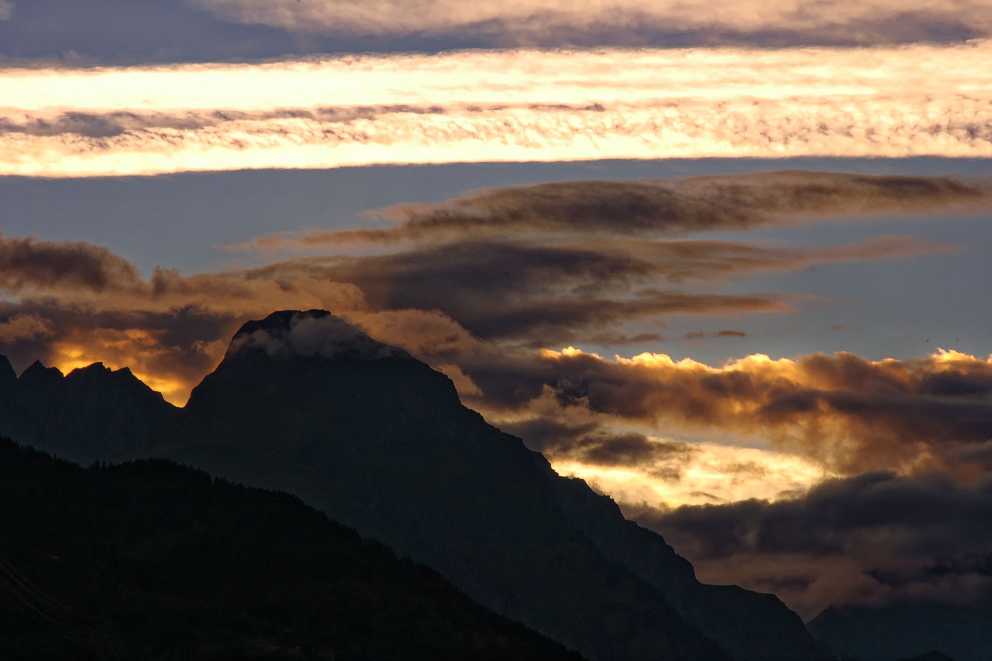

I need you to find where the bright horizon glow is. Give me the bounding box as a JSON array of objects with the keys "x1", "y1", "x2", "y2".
[
  {"x1": 2, "y1": 41, "x2": 991, "y2": 176},
  {"x1": 553, "y1": 440, "x2": 832, "y2": 508}
]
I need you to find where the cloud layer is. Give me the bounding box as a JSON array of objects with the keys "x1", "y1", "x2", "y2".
[
  {"x1": 246, "y1": 172, "x2": 989, "y2": 249},
  {"x1": 639, "y1": 471, "x2": 992, "y2": 617},
  {"x1": 0, "y1": 233, "x2": 144, "y2": 293},
  {"x1": 0, "y1": 0, "x2": 989, "y2": 66},
  {"x1": 192, "y1": 0, "x2": 992, "y2": 47},
  {"x1": 3, "y1": 41, "x2": 992, "y2": 176},
  {"x1": 472, "y1": 345, "x2": 992, "y2": 476}
]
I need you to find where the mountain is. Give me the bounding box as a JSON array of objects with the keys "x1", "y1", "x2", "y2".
[
  {"x1": 810, "y1": 602, "x2": 991, "y2": 661},
  {"x1": 0, "y1": 310, "x2": 828, "y2": 661},
  {"x1": 0, "y1": 437, "x2": 584, "y2": 661},
  {"x1": 0, "y1": 360, "x2": 178, "y2": 464}
]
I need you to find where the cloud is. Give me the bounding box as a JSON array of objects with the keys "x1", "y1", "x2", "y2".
[
  {"x1": 0, "y1": 233, "x2": 145, "y2": 294},
  {"x1": 246, "y1": 172, "x2": 988, "y2": 249},
  {"x1": 0, "y1": 314, "x2": 53, "y2": 343},
  {"x1": 635, "y1": 471, "x2": 992, "y2": 617},
  {"x1": 280, "y1": 239, "x2": 797, "y2": 344},
  {"x1": 685, "y1": 330, "x2": 749, "y2": 340},
  {"x1": 502, "y1": 417, "x2": 694, "y2": 470},
  {"x1": 1, "y1": 212, "x2": 956, "y2": 407},
  {"x1": 463, "y1": 346, "x2": 992, "y2": 476},
  {"x1": 0, "y1": 300, "x2": 240, "y2": 402},
  {"x1": 231, "y1": 233, "x2": 946, "y2": 348},
  {"x1": 3, "y1": 41, "x2": 992, "y2": 176},
  {"x1": 0, "y1": 1, "x2": 12, "y2": 21},
  {"x1": 190, "y1": 1, "x2": 992, "y2": 47}
]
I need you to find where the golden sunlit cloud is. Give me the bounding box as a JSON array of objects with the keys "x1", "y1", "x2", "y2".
[
  {"x1": 534, "y1": 346, "x2": 992, "y2": 475},
  {"x1": 553, "y1": 440, "x2": 831, "y2": 508},
  {"x1": 2, "y1": 41, "x2": 991, "y2": 176}
]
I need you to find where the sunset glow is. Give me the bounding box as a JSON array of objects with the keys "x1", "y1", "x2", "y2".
[
  {"x1": 3, "y1": 41, "x2": 992, "y2": 176},
  {"x1": 3, "y1": 3, "x2": 992, "y2": 648}
]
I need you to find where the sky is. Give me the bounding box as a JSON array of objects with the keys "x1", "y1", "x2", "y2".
[{"x1": 2, "y1": 0, "x2": 992, "y2": 620}]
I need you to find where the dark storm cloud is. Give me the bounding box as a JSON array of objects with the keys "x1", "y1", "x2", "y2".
[
  {"x1": 502, "y1": 417, "x2": 694, "y2": 468},
  {"x1": 267, "y1": 240, "x2": 792, "y2": 344},
  {"x1": 259, "y1": 233, "x2": 944, "y2": 345},
  {"x1": 0, "y1": 233, "x2": 144, "y2": 294},
  {"x1": 245, "y1": 172, "x2": 989, "y2": 249},
  {"x1": 633, "y1": 471, "x2": 992, "y2": 616}
]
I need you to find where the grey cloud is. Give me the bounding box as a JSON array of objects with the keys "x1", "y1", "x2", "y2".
[
  {"x1": 632, "y1": 471, "x2": 992, "y2": 616},
  {"x1": 285, "y1": 240, "x2": 789, "y2": 344},
  {"x1": 0, "y1": 233, "x2": 144, "y2": 294},
  {"x1": 192, "y1": 1, "x2": 992, "y2": 49},
  {"x1": 1, "y1": 1, "x2": 990, "y2": 67},
  {"x1": 685, "y1": 330, "x2": 749, "y2": 340},
  {"x1": 0, "y1": 106, "x2": 449, "y2": 139},
  {"x1": 247, "y1": 172, "x2": 988, "y2": 249},
  {"x1": 269, "y1": 234, "x2": 944, "y2": 346}
]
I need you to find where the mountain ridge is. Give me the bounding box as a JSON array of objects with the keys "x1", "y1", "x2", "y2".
[{"x1": 0, "y1": 310, "x2": 828, "y2": 661}]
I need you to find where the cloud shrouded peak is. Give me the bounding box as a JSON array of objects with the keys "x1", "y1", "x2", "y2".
[{"x1": 227, "y1": 309, "x2": 409, "y2": 362}]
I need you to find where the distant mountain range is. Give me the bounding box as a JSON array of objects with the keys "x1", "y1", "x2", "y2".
[
  {"x1": 811, "y1": 602, "x2": 990, "y2": 661},
  {"x1": 0, "y1": 309, "x2": 976, "y2": 661}
]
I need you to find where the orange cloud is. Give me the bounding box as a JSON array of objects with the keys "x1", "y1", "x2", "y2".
[{"x1": 500, "y1": 346, "x2": 992, "y2": 475}]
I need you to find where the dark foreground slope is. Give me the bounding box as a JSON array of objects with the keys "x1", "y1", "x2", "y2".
[
  {"x1": 0, "y1": 438, "x2": 583, "y2": 661},
  {"x1": 810, "y1": 601, "x2": 991, "y2": 661},
  {"x1": 0, "y1": 311, "x2": 827, "y2": 661}
]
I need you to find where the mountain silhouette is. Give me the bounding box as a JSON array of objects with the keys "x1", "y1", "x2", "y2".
[
  {"x1": 1, "y1": 359, "x2": 178, "y2": 464},
  {"x1": 0, "y1": 310, "x2": 828, "y2": 661},
  {"x1": 811, "y1": 601, "x2": 990, "y2": 661},
  {"x1": 0, "y1": 438, "x2": 584, "y2": 661}
]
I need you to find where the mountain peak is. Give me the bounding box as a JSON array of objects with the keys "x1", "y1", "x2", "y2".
[
  {"x1": 19, "y1": 360, "x2": 64, "y2": 388},
  {"x1": 67, "y1": 362, "x2": 112, "y2": 377},
  {"x1": 0, "y1": 354, "x2": 16, "y2": 392},
  {"x1": 227, "y1": 309, "x2": 409, "y2": 362}
]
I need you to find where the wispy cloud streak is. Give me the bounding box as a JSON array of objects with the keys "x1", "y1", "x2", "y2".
[
  {"x1": 242, "y1": 173, "x2": 989, "y2": 249},
  {"x1": 2, "y1": 41, "x2": 992, "y2": 176}
]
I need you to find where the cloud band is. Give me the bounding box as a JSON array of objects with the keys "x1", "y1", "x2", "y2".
[{"x1": 2, "y1": 41, "x2": 991, "y2": 176}]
